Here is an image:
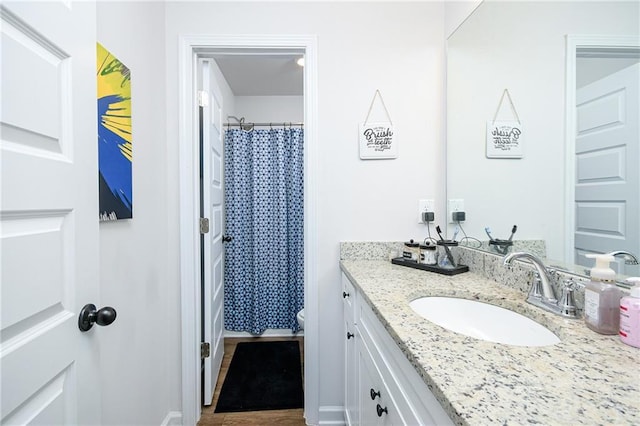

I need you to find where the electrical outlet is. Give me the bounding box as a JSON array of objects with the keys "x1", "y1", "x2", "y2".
[
  {"x1": 418, "y1": 199, "x2": 434, "y2": 223},
  {"x1": 448, "y1": 199, "x2": 464, "y2": 223}
]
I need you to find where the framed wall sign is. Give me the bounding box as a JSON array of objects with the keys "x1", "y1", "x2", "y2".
[
  {"x1": 486, "y1": 89, "x2": 524, "y2": 159},
  {"x1": 486, "y1": 120, "x2": 524, "y2": 158},
  {"x1": 359, "y1": 90, "x2": 397, "y2": 159},
  {"x1": 359, "y1": 121, "x2": 396, "y2": 159}
]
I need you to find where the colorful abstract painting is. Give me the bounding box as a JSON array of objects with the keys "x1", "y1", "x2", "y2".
[{"x1": 97, "y1": 43, "x2": 132, "y2": 221}]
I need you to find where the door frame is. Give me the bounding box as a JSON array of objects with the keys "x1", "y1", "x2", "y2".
[
  {"x1": 564, "y1": 34, "x2": 640, "y2": 264},
  {"x1": 178, "y1": 34, "x2": 319, "y2": 426}
]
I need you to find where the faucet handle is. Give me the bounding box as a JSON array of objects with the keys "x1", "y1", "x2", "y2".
[
  {"x1": 563, "y1": 278, "x2": 576, "y2": 291},
  {"x1": 559, "y1": 278, "x2": 578, "y2": 319},
  {"x1": 529, "y1": 272, "x2": 543, "y2": 298}
]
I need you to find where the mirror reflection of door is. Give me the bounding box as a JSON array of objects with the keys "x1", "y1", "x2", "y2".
[{"x1": 574, "y1": 49, "x2": 640, "y2": 275}]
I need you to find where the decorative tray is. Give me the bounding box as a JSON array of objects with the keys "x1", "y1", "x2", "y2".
[{"x1": 391, "y1": 257, "x2": 469, "y2": 276}]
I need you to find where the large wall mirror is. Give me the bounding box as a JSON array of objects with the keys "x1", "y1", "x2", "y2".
[{"x1": 446, "y1": 1, "x2": 639, "y2": 282}]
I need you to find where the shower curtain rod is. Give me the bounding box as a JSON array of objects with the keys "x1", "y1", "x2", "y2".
[{"x1": 225, "y1": 122, "x2": 304, "y2": 127}]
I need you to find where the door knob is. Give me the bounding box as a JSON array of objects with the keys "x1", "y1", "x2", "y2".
[
  {"x1": 222, "y1": 235, "x2": 233, "y2": 243},
  {"x1": 78, "y1": 304, "x2": 117, "y2": 332}
]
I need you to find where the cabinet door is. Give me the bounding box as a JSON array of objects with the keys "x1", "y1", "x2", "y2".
[
  {"x1": 344, "y1": 317, "x2": 359, "y2": 425},
  {"x1": 342, "y1": 272, "x2": 356, "y2": 321},
  {"x1": 343, "y1": 273, "x2": 359, "y2": 425},
  {"x1": 358, "y1": 340, "x2": 403, "y2": 426}
]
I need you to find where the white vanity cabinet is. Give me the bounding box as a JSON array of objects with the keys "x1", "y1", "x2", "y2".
[
  {"x1": 358, "y1": 334, "x2": 403, "y2": 425},
  {"x1": 342, "y1": 272, "x2": 453, "y2": 426},
  {"x1": 343, "y1": 273, "x2": 359, "y2": 425}
]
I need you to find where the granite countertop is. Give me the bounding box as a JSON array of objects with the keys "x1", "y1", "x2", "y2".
[{"x1": 340, "y1": 259, "x2": 640, "y2": 426}]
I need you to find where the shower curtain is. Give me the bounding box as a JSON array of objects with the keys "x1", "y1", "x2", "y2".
[{"x1": 223, "y1": 127, "x2": 304, "y2": 334}]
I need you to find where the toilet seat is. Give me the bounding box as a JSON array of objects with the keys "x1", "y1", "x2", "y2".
[{"x1": 296, "y1": 308, "x2": 304, "y2": 329}]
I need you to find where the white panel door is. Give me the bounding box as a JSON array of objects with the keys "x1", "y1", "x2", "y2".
[
  {"x1": 575, "y1": 63, "x2": 640, "y2": 274},
  {"x1": 200, "y1": 60, "x2": 225, "y2": 406},
  {"x1": 1, "y1": 1, "x2": 101, "y2": 425}
]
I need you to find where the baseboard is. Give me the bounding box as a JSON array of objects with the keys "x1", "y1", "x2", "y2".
[
  {"x1": 160, "y1": 411, "x2": 182, "y2": 426},
  {"x1": 224, "y1": 329, "x2": 304, "y2": 338},
  {"x1": 318, "y1": 405, "x2": 345, "y2": 425}
]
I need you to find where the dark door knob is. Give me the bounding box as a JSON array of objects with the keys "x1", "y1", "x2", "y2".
[
  {"x1": 222, "y1": 235, "x2": 233, "y2": 243},
  {"x1": 78, "y1": 304, "x2": 117, "y2": 332}
]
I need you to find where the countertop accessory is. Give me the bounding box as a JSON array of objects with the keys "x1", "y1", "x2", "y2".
[
  {"x1": 435, "y1": 225, "x2": 457, "y2": 267},
  {"x1": 486, "y1": 225, "x2": 517, "y2": 253},
  {"x1": 403, "y1": 240, "x2": 420, "y2": 262},
  {"x1": 419, "y1": 243, "x2": 437, "y2": 265},
  {"x1": 620, "y1": 277, "x2": 640, "y2": 348},
  {"x1": 391, "y1": 256, "x2": 469, "y2": 276},
  {"x1": 583, "y1": 253, "x2": 620, "y2": 334}
]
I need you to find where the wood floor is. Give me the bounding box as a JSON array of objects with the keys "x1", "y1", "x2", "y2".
[{"x1": 197, "y1": 336, "x2": 306, "y2": 426}]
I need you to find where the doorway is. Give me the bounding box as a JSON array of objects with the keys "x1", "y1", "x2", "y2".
[
  {"x1": 565, "y1": 35, "x2": 640, "y2": 276},
  {"x1": 178, "y1": 35, "x2": 319, "y2": 426}
]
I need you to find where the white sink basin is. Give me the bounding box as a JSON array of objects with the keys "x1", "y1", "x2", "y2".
[{"x1": 409, "y1": 297, "x2": 560, "y2": 347}]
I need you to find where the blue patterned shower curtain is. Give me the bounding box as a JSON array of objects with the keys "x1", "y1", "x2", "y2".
[{"x1": 223, "y1": 127, "x2": 304, "y2": 334}]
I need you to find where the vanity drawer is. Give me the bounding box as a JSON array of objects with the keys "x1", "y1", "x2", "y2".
[{"x1": 342, "y1": 272, "x2": 357, "y2": 324}]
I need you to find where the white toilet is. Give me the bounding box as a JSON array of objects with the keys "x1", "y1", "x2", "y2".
[{"x1": 296, "y1": 308, "x2": 304, "y2": 330}]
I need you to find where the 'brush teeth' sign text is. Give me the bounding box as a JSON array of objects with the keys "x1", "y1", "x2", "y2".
[
  {"x1": 486, "y1": 120, "x2": 524, "y2": 158},
  {"x1": 359, "y1": 122, "x2": 397, "y2": 159}
]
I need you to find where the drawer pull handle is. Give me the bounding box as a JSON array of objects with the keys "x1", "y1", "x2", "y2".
[
  {"x1": 370, "y1": 388, "x2": 381, "y2": 400},
  {"x1": 346, "y1": 332, "x2": 354, "y2": 340},
  {"x1": 376, "y1": 404, "x2": 388, "y2": 417},
  {"x1": 343, "y1": 291, "x2": 350, "y2": 299}
]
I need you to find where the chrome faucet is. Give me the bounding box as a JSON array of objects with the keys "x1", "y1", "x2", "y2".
[
  {"x1": 503, "y1": 252, "x2": 577, "y2": 318},
  {"x1": 504, "y1": 252, "x2": 557, "y2": 303},
  {"x1": 607, "y1": 250, "x2": 639, "y2": 265}
]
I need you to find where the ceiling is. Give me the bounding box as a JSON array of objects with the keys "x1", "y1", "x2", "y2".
[{"x1": 213, "y1": 55, "x2": 304, "y2": 96}]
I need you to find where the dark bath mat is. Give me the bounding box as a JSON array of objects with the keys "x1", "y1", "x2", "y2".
[{"x1": 214, "y1": 340, "x2": 304, "y2": 413}]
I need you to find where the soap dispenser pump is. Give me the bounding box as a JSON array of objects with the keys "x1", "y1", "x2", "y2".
[
  {"x1": 584, "y1": 254, "x2": 621, "y2": 335},
  {"x1": 620, "y1": 277, "x2": 640, "y2": 348}
]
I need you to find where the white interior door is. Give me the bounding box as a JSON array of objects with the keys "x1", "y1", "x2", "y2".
[
  {"x1": 1, "y1": 1, "x2": 101, "y2": 424},
  {"x1": 200, "y1": 59, "x2": 225, "y2": 406},
  {"x1": 574, "y1": 62, "x2": 640, "y2": 274}
]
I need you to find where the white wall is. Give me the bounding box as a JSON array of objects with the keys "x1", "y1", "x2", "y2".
[
  {"x1": 234, "y1": 96, "x2": 303, "y2": 123},
  {"x1": 444, "y1": 0, "x2": 482, "y2": 39},
  {"x1": 165, "y1": 1, "x2": 446, "y2": 420},
  {"x1": 447, "y1": 1, "x2": 639, "y2": 261},
  {"x1": 96, "y1": 2, "x2": 179, "y2": 424}
]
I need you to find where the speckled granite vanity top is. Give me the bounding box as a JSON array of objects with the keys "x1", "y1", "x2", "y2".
[{"x1": 340, "y1": 260, "x2": 640, "y2": 425}]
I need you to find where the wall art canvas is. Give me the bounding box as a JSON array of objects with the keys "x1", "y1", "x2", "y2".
[{"x1": 97, "y1": 42, "x2": 133, "y2": 221}]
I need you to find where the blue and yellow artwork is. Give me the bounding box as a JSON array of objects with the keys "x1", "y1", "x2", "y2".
[{"x1": 97, "y1": 43, "x2": 132, "y2": 221}]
